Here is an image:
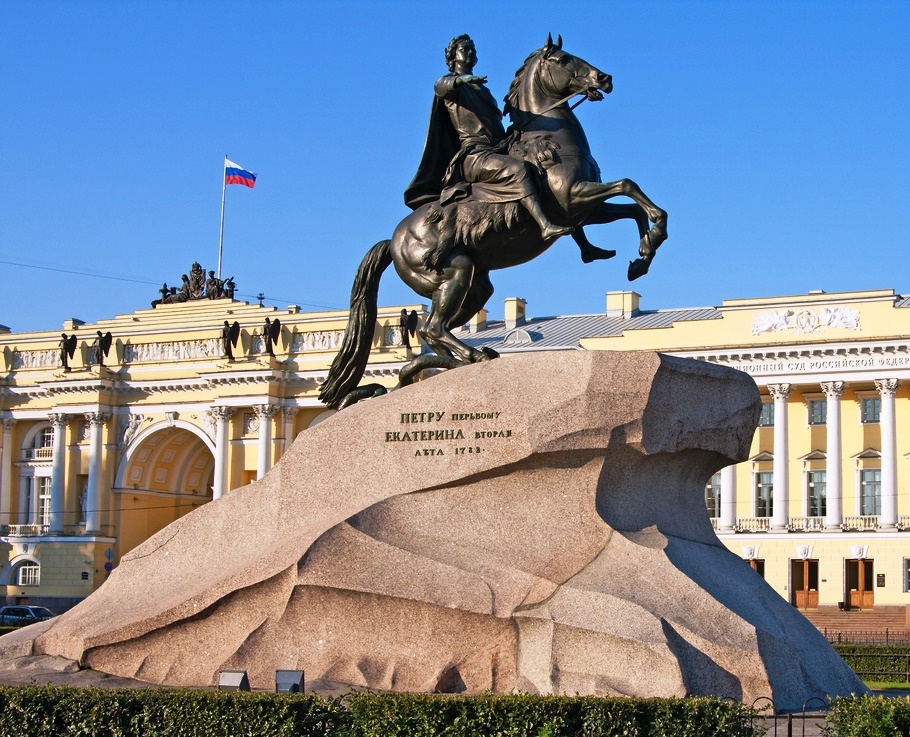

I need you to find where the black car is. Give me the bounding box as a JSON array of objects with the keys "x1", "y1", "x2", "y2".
[{"x1": 0, "y1": 605, "x2": 55, "y2": 626}]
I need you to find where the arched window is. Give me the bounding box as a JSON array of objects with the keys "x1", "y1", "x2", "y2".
[
  {"x1": 16, "y1": 562, "x2": 39, "y2": 586},
  {"x1": 25, "y1": 426, "x2": 54, "y2": 460},
  {"x1": 37, "y1": 428, "x2": 53, "y2": 449}
]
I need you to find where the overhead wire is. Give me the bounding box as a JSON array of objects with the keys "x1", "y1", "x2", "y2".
[
  {"x1": 0, "y1": 258, "x2": 343, "y2": 312},
  {"x1": 0, "y1": 501, "x2": 210, "y2": 521}
]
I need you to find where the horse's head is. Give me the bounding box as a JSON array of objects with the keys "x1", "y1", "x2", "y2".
[{"x1": 505, "y1": 35, "x2": 613, "y2": 118}]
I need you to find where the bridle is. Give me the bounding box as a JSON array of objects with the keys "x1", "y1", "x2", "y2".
[{"x1": 510, "y1": 52, "x2": 594, "y2": 133}]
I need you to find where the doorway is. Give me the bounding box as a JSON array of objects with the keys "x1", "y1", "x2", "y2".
[
  {"x1": 845, "y1": 559, "x2": 874, "y2": 610},
  {"x1": 790, "y1": 559, "x2": 819, "y2": 610}
]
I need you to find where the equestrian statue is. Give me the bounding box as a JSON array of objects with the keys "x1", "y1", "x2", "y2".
[{"x1": 319, "y1": 34, "x2": 667, "y2": 408}]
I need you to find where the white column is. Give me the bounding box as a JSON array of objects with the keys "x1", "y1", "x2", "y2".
[
  {"x1": 875, "y1": 378, "x2": 900, "y2": 528},
  {"x1": 254, "y1": 405, "x2": 279, "y2": 479},
  {"x1": 211, "y1": 406, "x2": 235, "y2": 500},
  {"x1": 283, "y1": 407, "x2": 299, "y2": 456},
  {"x1": 29, "y1": 477, "x2": 38, "y2": 525},
  {"x1": 0, "y1": 419, "x2": 16, "y2": 530},
  {"x1": 48, "y1": 413, "x2": 68, "y2": 533},
  {"x1": 18, "y1": 476, "x2": 30, "y2": 525},
  {"x1": 821, "y1": 381, "x2": 844, "y2": 529},
  {"x1": 719, "y1": 464, "x2": 736, "y2": 531},
  {"x1": 84, "y1": 411, "x2": 110, "y2": 534},
  {"x1": 769, "y1": 383, "x2": 792, "y2": 529}
]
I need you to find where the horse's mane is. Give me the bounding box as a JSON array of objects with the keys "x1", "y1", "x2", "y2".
[{"x1": 503, "y1": 47, "x2": 542, "y2": 118}]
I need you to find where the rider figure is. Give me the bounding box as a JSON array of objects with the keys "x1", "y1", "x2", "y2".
[{"x1": 405, "y1": 34, "x2": 573, "y2": 244}]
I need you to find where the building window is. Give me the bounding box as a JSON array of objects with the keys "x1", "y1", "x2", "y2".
[
  {"x1": 807, "y1": 471, "x2": 826, "y2": 517},
  {"x1": 16, "y1": 563, "x2": 39, "y2": 587},
  {"x1": 37, "y1": 428, "x2": 53, "y2": 449},
  {"x1": 749, "y1": 559, "x2": 765, "y2": 578},
  {"x1": 862, "y1": 397, "x2": 881, "y2": 423},
  {"x1": 860, "y1": 469, "x2": 881, "y2": 516},
  {"x1": 808, "y1": 399, "x2": 827, "y2": 425},
  {"x1": 755, "y1": 471, "x2": 773, "y2": 517},
  {"x1": 759, "y1": 402, "x2": 774, "y2": 427},
  {"x1": 37, "y1": 477, "x2": 51, "y2": 527},
  {"x1": 705, "y1": 473, "x2": 721, "y2": 518},
  {"x1": 24, "y1": 427, "x2": 54, "y2": 461},
  {"x1": 904, "y1": 559, "x2": 910, "y2": 593}
]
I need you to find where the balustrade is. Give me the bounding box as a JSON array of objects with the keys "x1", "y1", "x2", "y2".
[
  {"x1": 841, "y1": 515, "x2": 879, "y2": 532},
  {"x1": 23, "y1": 447, "x2": 53, "y2": 461},
  {"x1": 787, "y1": 517, "x2": 826, "y2": 532},
  {"x1": 2, "y1": 523, "x2": 115, "y2": 538},
  {"x1": 4, "y1": 524, "x2": 50, "y2": 537},
  {"x1": 734, "y1": 517, "x2": 771, "y2": 533}
]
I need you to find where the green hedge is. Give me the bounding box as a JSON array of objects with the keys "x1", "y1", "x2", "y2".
[
  {"x1": 834, "y1": 644, "x2": 910, "y2": 682},
  {"x1": 0, "y1": 688, "x2": 345, "y2": 737},
  {"x1": 341, "y1": 692, "x2": 753, "y2": 736},
  {"x1": 0, "y1": 687, "x2": 756, "y2": 737},
  {"x1": 827, "y1": 695, "x2": 910, "y2": 737}
]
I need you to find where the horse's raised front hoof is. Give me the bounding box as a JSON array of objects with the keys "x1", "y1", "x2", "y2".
[
  {"x1": 580, "y1": 245, "x2": 617, "y2": 264},
  {"x1": 637, "y1": 226, "x2": 664, "y2": 261},
  {"x1": 628, "y1": 258, "x2": 650, "y2": 281}
]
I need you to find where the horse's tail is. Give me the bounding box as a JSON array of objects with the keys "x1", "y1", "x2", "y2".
[{"x1": 318, "y1": 240, "x2": 393, "y2": 408}]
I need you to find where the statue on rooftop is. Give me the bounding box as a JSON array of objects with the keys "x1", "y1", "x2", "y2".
[
  {"x1": 151, "y1": 264, "x2": 236, "y2": 307},
  {"x1": 399, "y1": 309, "x2": 418, "y2": 350},
  {"x1": 262, "y1": 317, "x2": 281, "y2": 357},
  {"x1": 319, "y1": 35, "x2": 667, "y2": 408},
  {"x1": 91, "y1": 331, "x2": 113, "y2": 367},
  {"x1": 59, "y1": 333, "x2": 77, "y2": 372},
  {"x1": 206, "y1": 271, "x2": 224, "y2": 300},
  {"x1": 188, "y1": 262, "x2": 205, "y2": 299},
  {"x1": 222, "y1": 320, "x2": 240, "y2": 361}
]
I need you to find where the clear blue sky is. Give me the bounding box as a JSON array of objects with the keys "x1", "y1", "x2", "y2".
[{"x1": 3, "y1": 1, "x2": 908, "y2": 333}]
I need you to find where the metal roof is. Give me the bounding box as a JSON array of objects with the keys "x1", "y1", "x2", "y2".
[{"x1": 458, "y1": 307, "x2": 722, "y2": 352}]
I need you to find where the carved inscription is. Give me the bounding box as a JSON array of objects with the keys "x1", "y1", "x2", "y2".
[
  {"x1": 385, "y1": 410, "x2": 512, "y2": 458},
  {"x1": 729, "y1": 355, "x2": 910, "y2": 376}
]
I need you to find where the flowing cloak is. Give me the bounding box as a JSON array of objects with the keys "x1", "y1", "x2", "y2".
[
  {"x1": 403, "y1": 93, "x2": 462, "y2": 210},
  {"x1": 404, "y1": 76, "x2": 533, "y2": 211}
]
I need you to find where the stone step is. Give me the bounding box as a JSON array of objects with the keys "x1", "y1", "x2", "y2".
[{"x1": 799, "y1": 606, "x2": 908, "y2": 635}]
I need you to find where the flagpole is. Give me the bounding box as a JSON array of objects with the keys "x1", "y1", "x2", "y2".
[{"x1": 217, "y1": 155, "x2": 227, "y2": 280}]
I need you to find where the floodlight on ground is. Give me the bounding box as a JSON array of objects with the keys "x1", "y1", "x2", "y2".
[
  {"x1": 275, "y1": 669, "x2": 305, "y2": 693},
  {"x1": 217, "y1": 670, "x2": 250, "y2": 691}
]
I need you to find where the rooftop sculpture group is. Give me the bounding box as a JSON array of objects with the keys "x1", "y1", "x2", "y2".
[
  {"x1": 320, "y1": 35, "x2": 667, "y2": 408},
  {"x1": 151, "y1": 262, "x2": 236, "y2": 307}
]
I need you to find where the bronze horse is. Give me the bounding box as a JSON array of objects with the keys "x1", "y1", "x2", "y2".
[{"x1": 320, "y1": 37, "x2": 667, "y2": 408}]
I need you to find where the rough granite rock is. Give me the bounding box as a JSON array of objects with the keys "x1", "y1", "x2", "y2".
[{"x1": 0, "y1": 351, "x2": 865, "y2": 708}]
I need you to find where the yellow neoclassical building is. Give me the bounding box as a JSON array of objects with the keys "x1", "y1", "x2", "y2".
[
  {"x1": 459, "y1": 288, "x2": 910, "y2": 630},
  {"x1": 3, "y1": 283, "x2": 910, "y2": 632},
  {"x1": 0, "y1": 294, "x2": 422, "y2": 611}
]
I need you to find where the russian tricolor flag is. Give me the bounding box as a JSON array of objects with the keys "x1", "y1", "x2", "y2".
[{"x1": 224, "y1": 158, "x2": 257, "y2": 188}]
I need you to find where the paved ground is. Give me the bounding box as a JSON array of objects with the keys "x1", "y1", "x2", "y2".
[
  {"x1": 0, "y1": 655, "x2": 154, "y2": 690},
  {"x1": 0, "y1": 655, "x2": 354, "y2": 695}
]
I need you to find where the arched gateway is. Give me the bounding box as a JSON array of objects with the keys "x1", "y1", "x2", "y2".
[{"x1": 114, "y1": 421, "x2": 215, "y2": 556}]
